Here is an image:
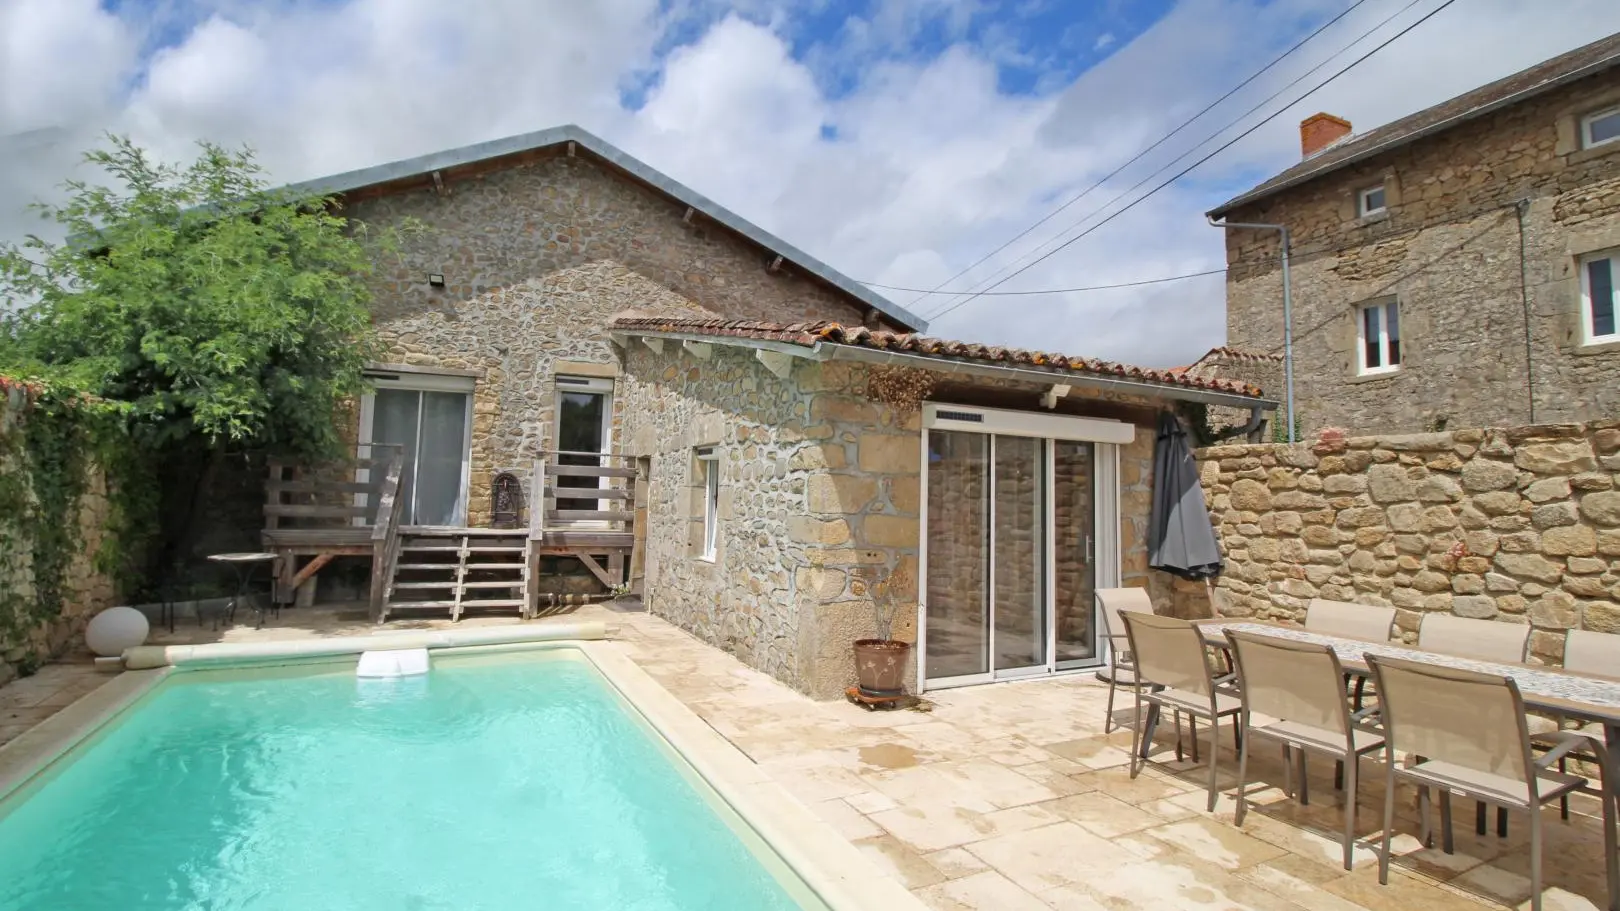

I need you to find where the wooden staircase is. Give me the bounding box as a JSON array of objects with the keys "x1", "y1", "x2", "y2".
[{"x1": 382, "y1": 528, "x2": 531, "y2": 622}]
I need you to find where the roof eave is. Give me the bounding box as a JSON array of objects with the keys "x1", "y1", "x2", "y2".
[
  {"x1": 285, "y1": 125, "x2": 927, "y2": 332},
  {"x1": 612, "y1": 327, "x2": 1277, "y2": 411},
  {"x1": 1207, "y1": 50, "x2": 1620, "y2": 219}
]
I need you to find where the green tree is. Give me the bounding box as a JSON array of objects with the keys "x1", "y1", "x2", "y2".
[{"x1": 0, "y1": 136, "x2": 397, "y2": 581}]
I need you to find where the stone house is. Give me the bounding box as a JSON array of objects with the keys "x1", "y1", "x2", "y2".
[
  {"x1": 1209, "y1": 31, "x2": 1620, "y2": 437},
  {"x1": 264, "y1": 124, "x2": 1272, "y2": 699},
  {"x1": 607, "y1": 317, "x2": 1268, "y2": 698}
]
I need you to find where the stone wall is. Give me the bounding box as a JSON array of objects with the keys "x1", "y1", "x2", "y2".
[
  {"x1": 618, "y1": 339, "x2": 1181, "y2": 698},
  {"x1": 1199, "y1": 421, "x2": 1620, "y2": 665},
  {"x1": 0, "y1": 387, "x2": 118, "y2": 685},
  {"x1": 340, "y1": 152, "x2": 874, "y2": 526},
  {"x1": 1222, "y1": 65, "x2": 1620, "y2": 436}
]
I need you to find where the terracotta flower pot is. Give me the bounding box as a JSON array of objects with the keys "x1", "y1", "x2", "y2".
[{"x1": 853, "y1": 638, "x2": 911, "y2": 697}]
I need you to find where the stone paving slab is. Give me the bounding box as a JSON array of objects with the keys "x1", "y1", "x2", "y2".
[{"x1": 3, "y1": 603, "x2": 1617, "y2": 910}]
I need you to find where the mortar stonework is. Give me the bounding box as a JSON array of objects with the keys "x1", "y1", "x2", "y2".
[
  {"x1": 1221, "y1": 67, "x2": 1620, "y2": 436},
  {"x1": 1199, "y1": 421, "x2": 1620, "y2": 665},
  {"x1": 617, "y1": 341, "x2": 1179, "y2": 699},
  {"x1": 340, "y1": 153, "x2": 874, "y2": 525}
]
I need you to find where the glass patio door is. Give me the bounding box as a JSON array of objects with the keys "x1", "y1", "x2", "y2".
[
  {"x1": 553, "y1": 376, "x2": 613, "y2": 519},
  {"x1": 922, "y1": 414, "x2": 1112, "y2": 689},
  {"x1": 360, "y1": 373, "x2": 473, "y2": 527}
]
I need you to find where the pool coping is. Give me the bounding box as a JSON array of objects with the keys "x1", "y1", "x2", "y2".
[{"x1": 0, "y1": 631, "x2": 924, "y2": 911}]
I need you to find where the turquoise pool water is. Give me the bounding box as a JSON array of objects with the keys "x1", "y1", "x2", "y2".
[{"x1": 0, "y1": 650, "x2": 817, "y2": 910}]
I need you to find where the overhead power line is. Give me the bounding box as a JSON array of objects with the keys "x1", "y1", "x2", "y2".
[
  {"x1": 859, "y1": 267, "x2": 1226, "y2": 296},
  {"x1": 925, "y1": 0, "x2": 1461, "y2": 324},
  {"x1": 899, "y1": 0, "x2": 1372, "y2": 311}
]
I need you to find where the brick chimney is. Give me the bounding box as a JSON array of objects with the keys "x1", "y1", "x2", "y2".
[{"x1": 1300, "y1": 112, "x2": 1352, "y2": 158}]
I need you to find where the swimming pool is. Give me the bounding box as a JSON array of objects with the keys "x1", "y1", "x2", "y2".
[{"x1": 0, "y1": 648, "x2": 830, "y2": 910}]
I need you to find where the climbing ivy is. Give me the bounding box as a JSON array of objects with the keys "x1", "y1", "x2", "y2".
[{"x1": 0, "y1": 378, "x2": 157, "y2": 661}]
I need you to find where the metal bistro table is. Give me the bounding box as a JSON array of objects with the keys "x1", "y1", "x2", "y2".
[{"x1": 206, "y1": 552, "x2": 280, "y2": 630}]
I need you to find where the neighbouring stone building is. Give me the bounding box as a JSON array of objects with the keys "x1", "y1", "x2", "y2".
[
  {"x1": 1209, "y1": 32, "x2": 1620, "y2": 437},
  {"x1": 610, "y1": 317, "x2": 1268, "y2": 698},
  {"x1": 1198, "y1": 421, "x2": 1620, "y2": 666}
]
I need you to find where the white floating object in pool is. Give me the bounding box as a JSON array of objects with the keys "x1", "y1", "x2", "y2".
[
  {"x1": 85, "y1": 606, "x2": 149, "y2": 657},
  {"x1": 356, "y1": 648, "x2": 431, "y2": 678}
]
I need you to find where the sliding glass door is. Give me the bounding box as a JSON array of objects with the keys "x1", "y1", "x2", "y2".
[
  {"x1": 359, "y1": 372, "x2": 474, "y2": 527},
  {"x1": 921, "y1": 407, "x2": 1119, "y2": 689}
]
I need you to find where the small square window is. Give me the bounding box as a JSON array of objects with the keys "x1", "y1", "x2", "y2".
[
  {"x1": 1580, "y1": 105, "x2": 1620, "y2": 150},
  {"x1": 1579, "y1": 249, "x2": 1619, "y2": 344},
  {"x1": 1357, "y1": 184, "x2": 1387, "y2": 218},
  {"x1": 1356, "y1": 300, "x2": 1401, "y2": 375},
  {"x1": 696, "y1": 446, "x2": 720, "y2": 561}
]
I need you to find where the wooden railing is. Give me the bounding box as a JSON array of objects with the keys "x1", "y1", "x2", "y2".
[
  {"x1": 367, "y1": 452, "x2": 406, "y2": 621},
  {"x1": 529, "y1": 450, "x2": 637, "y2": 541}
]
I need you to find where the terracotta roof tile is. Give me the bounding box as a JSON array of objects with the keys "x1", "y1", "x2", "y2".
[
  {"x1": 1210, "y1": 31, "x2": 1620, "y2": 217},
  {"x1": 609, "y1": 317, "x2": 1266, "y2": 398}
]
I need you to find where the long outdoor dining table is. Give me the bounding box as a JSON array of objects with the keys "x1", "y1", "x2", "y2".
[{"x1": 1192, "y1": 619, "x2": 1620, "y2": 810}]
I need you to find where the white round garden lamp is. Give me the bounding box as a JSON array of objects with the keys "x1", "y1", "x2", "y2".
[{"x1": 85, "y1": 606, "x2": 150, "y2": 657}]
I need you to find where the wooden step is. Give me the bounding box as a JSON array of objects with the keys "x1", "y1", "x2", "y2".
[
  {"x1": 460, "y1": 563, "x2": 526, "y2": 571},
  {"x1": 386, "y1": 599, "x2": 524, "y2": 609},
  {"x1": 458, "y1": 580, "x2": 526, "y2": 589},
  {"x1": 394, "y1": 563, "x2": 462, "y2": 571},
  {"x1": 392, "y1": 580, "x2": 459, "y2": 590}
]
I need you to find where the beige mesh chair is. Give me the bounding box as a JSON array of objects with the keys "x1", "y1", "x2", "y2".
[
  {"x1": 1225, "y1": 629, "x2": 1385, "y2": 869},
  {"x1": 1305, "y1": 598, "x2": 1396, "y2": 642},
  {"x1": 1418, "y1": 613, "x2": 1531, "y2": 837},
  {"x1": 1096, "y1": 588, "x2": 1155, "y2": 734},
  {"x1": 1418, "y1": 614, "x2": 1530, "y2": 664},
  {"x1": 1540, "y1": 629, "x2": 1620, "y2": 820},
  {"x1": 1121, "y1": 611, "x2": 1240, "y2": 811},
  {"x1": 1367, "y1": 654, "x2": 1617, "y2": 911},
  {"x1": 1306, "y1": 598, "x2": 1396, "y2": 711}
]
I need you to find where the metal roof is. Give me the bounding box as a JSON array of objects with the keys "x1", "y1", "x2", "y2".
[{"x1": 284, "y1": 124, "x2": 926, "y2": 331}]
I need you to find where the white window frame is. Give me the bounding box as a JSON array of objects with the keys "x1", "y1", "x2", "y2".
[
  {"x1": 1357, "y1": 184, "x2": 1387, "y2": 218},
  {"x1": 1580, "y1": 104, "x2": 1620, "y2": 150},
  {"x1": 355, "y1": 370, "x2": 476, "y2": 527},
  {"x1": 1578, "y1": 248, "x2": 1620, "y2": 345},
  {"x1": 1355, "y1": 299, "x2": 1402, "y2": 375},
  {"x1": 696, "y1": 446, "x2": 720, "y2": 562}
]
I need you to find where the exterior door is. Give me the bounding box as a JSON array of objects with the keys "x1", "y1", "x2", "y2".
[
  {"x1": 920, "y1": 405, "x2": 1123, "y2": 690},
  {"x1": 553, "y1": 376, "x2": 613, "y2": 519},
  {"x1": 359, "y1": 372, "x2": 474, "y2": 527}
]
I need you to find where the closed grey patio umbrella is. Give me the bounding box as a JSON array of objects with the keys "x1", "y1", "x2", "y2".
[{"x1": 1149, "y1": 411, "x2": 1223, "y2": 580}]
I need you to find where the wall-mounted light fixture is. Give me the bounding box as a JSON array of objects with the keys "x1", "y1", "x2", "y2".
[{"x1": 427, "y1": 273, "x2": 446, "y2": 288}]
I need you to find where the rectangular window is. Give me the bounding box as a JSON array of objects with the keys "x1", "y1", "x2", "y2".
[
  {"x1": 1357, "y1": 184, "x2": 1387, "y2": 218},
  {"x1": 696, "y1": 446, "x2": 719, "y2": 561},
  {"x1": 1580, "y1": 249, "x2": 1619, "y2": 343},
  {"x1": 1356, "y1": 300, "x2": 1401, "y2": 374},
  {"x1": 1581, "y1": 105, "x2": 1620, "y2": 150}
]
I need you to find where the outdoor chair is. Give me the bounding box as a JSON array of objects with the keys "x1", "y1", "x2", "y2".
[
  {"x1": 1096, "y1": 587, "x2": 1155, "y2": 734},
  {"x1": 1534, "y1": 629, "x2": 1620, "y2": 821},
  {"x1": 1418, "y1": 613, "x2": 1530, "y2": 664},
  {"x1": 1225, "y1": 629, "x2": 1385, "y2": 869},
  {"x1": 1367, "y1": 654, "x2": 1616, "y2": 911},
  {"x1": 1417, "y1": 614, "x2": 1532, "y2": 837},
  {"x1": 1121, "y1": 611, "x2": 1241, "y2": 811},
  {"x1": 1305, "y1": 598, "x2": 1396, "y2": 710}
]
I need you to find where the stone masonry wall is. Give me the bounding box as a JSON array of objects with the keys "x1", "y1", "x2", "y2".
[
  {"x1": 1222, "y1": 66, "x2": 1620, "y2": 436},
  {"x1": 1199, "y1": 421, "x2": 1620, "y2": 665},
  {"x1": 0, "y1": 388, "x2": 118, "y2": 686},
  {"x1": 618, "y1": 340, "x2": 1182, "y2": 697},
  {"x1": 341, "y1": 153, "x2": 872, "y2": 525}
]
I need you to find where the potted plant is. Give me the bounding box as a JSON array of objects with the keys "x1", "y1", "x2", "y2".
[{"x1": 853, "y1": 566, "x2": 913, "y2": 698}]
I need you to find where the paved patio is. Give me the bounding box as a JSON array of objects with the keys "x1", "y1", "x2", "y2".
[{"x1": 3, "y1": 602, "x2": 1615, "y2": 910}]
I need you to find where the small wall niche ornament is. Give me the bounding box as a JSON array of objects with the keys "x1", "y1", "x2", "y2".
[{"x1": 491, "y1": 471, "x2": 524, "y2": 528}]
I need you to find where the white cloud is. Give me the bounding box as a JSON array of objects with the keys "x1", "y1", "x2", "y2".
[
  {"x1": 1093, "y1": 32, "x2": 1115, "y2": 51},
  {"x1": 4, "y1": 0, "x2": 1620, "y2": 369}
]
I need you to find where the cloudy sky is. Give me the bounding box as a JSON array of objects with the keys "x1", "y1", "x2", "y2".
[{"x1": 4, "y1": 0, "x2": 1619, "y2": 367}]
